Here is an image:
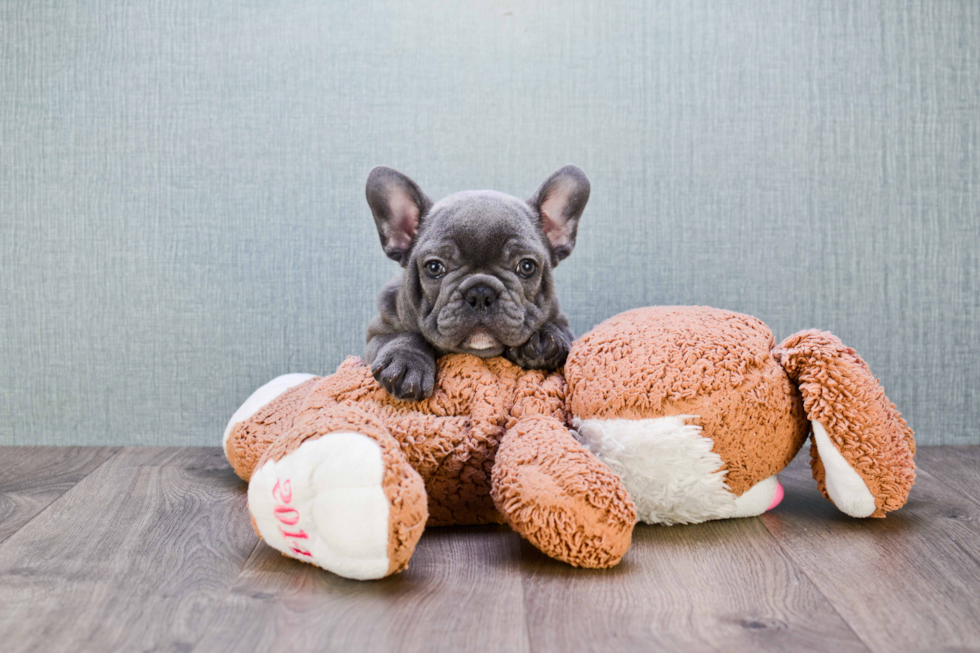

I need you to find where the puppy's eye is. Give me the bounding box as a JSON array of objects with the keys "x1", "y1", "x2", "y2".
[
  {"x1": 424, "y1": 260, "x2": 446, "y2": 279},
  {"x1": 517, "y1": 259, "x2": 537, "y2": 278}
]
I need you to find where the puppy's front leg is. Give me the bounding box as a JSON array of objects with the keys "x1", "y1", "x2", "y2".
[
  {"x1": 504, "y1": 320, "x2": 573, "y2": 371},
  {"x1": 367, "y1": 332, "x2": 438, "y2": 401}
]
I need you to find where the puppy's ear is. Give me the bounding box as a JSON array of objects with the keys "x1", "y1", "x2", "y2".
[
  {"x1": 528, "y1": 165, "x2": 590, "y2": 264},
  {"x1": 366, "y1": 166, "x2": 432, "y2": 265}
]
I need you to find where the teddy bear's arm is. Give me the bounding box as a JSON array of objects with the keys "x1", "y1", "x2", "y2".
[
  {"x1": 491, "y1": 413, "x2": 637, "y2": 568},
  {"x1": 505, "y1": 368, "x2": 569, "y2": 428}
]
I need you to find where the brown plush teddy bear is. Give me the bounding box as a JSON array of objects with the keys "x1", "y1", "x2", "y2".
[{"x1": 223, "y1": 306, "x2": 915, "y2": 580}]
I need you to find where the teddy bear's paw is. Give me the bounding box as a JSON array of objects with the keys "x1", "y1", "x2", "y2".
[
  {"x1": 732, "y1": 475, "x2": 784, "y2": 518},
  {"x1": 247, "y1": 430, "x2": 426, "y2": 580}
]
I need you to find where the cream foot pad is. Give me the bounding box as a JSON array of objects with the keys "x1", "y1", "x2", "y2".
[{"x1": 248, "y1": 432, "x2": 393, "y2": 580}]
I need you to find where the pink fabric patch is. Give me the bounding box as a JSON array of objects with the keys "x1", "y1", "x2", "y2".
[{"x1": 767, "y1": 480, "x2": 785, "y2": 511}]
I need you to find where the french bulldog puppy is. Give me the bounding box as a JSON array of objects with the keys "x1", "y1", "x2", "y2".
[{"x1": 365, "y1": 165, "x2": 590, "y2": 400}]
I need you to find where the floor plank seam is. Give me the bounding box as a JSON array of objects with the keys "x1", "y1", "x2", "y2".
[
  {"x1": 754, "y1": 515, "x2": 875, "y2": 653},
  {"x1": 913, "y1": 465, "x2": 980, "y2": 571},
  {"x1": 915, "y1": 466, "x2": 980, "y2": 512},
  {"x1": 188, "y1": 538, "x2": 263, "y2": 653},
  {"x1": 518, "y1": 539, "x2": 533, "y2": 653},
  {"x1": 950, "y1": 536, "x2": 980, "y2": 571},
  {"x1": 0, "y1": 447, "x2": 124, "y2": 548}
]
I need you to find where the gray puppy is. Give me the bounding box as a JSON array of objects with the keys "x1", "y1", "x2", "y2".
[{"x1": 364, "y1": 165, "x2": 590, "y2": 401}]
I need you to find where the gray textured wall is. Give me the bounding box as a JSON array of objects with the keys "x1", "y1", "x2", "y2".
[{"x1": 2, "y1": 1, "x2": 978, "y2": 446}]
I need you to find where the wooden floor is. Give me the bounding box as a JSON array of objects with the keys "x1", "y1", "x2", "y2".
[{"x1": 0, "y1": 447, "x2": 978, "y2": 652}]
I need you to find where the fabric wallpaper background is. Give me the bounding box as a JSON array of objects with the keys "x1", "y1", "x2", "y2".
[{"x1": 1, "y1": 1, "x2": 977, "y2": 445}]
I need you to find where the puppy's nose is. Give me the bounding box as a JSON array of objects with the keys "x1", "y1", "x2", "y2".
[{"x1": 464, "y1": 285, "x2": 498, "y2": 312}]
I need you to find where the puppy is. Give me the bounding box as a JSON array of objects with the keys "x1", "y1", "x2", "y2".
[{"x1": 365, "y1": 165, "x2": 590, "y2": 400}]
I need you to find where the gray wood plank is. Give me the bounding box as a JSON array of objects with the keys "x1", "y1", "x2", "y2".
[
  {"x1": 2, "y1": 445, "x2": 977, "y2": 652},
  {"x1": 0, "y1": 447, "x2": 258, "y2": 653},
  {"x1": 913, "y1": 445, "x2": 980, "y2": 506},
  {"x1": 193, "y1": 525, "x2": 529, "y2": 653},
  {"x1": 0, "y1": 446, "x2": 119, "y2": 544},
  {"x1": 761, "y1": 448, "x2": 980, "y2": 652},
  {"x1": 520, "y1": 511, "x2": 867, "y2": 652}
]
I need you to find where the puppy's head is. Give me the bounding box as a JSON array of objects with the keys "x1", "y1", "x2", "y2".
[{"x1": 366, "y1": 166, "x2": 590, "y2": 358}]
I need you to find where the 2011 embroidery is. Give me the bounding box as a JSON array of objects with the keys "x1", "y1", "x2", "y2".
[{"x1": 272, "y1": 478, "x2": 312, "y2": 558}]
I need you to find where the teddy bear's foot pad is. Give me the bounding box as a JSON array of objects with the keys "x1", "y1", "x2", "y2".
[
  {"x1": 732, "y1": 475, "x2": 784, "y2": 517},
  {"x1": 248, "y1": 431, "x2": 395, "y2": 580}
]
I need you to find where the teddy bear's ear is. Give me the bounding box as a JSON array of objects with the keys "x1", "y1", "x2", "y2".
[
  {"x1": 366, "y1": 166, "x2": 433, "y2": 266},
  {"x1": 528, "y1": 165, "x2": 591, "y2": 265}
]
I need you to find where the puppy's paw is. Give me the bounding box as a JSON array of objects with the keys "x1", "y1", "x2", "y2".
[
  {"x1": 370, "y1": 348, "x2": 437, "y2": 401},
  {"x1": 505, "y1": 323, "x2": 571, "y2": 371}
]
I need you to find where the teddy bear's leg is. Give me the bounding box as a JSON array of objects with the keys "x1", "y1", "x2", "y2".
[
  {"x1": 247, "y1": 404, "x2": 428, "y2": 580},
  {"x1": 773, "y1": 330, "x2": 916, "y2": 518},
  {"x1": 574, "y1": 415, "x2": 788, "y2": 524},
  {"x1": 224, "y1": 374, "x2": 321, "y2": 481},
  {"x1": 491, "y1": 415, "x2": 637, "y2": 569}
]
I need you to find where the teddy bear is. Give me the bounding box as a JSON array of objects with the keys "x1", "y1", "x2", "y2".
[{"x1": 223, "y1": 306, "x2": 915, "y2": 580}]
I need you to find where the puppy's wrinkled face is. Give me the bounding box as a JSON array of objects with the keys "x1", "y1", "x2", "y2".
[
  {"x1": 366, "y1": 165, "x2": 590, "y2": 359},
  {"x1": 409, "y1": 191, "x2": 554, "y2": 357}
]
